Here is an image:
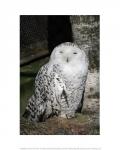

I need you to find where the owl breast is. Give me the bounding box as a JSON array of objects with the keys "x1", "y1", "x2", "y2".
[{"x1": 62, "y1": 62, "x2": 87, "y2": 79}]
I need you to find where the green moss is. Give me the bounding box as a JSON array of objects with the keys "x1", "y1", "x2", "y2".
[
  {"x1": 20, "y1": 113, "x2": 99, "y2": 135},
  {"x1": 75, "y1": 113, "x2": 90, "y2": 123}
]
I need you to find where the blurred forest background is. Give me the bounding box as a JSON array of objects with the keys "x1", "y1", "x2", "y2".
[{"x1": 20, "y1": 15, "x2": 100, "y2": 135}]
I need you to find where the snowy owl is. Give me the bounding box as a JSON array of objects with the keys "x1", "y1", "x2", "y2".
[{"x1": 23, "y1": 42, "x2": 89, "y2": 122}]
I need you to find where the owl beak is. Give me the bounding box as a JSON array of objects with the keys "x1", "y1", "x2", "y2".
[{"x1": 66, "y1": 57, "x2": 69, "y2": 63}]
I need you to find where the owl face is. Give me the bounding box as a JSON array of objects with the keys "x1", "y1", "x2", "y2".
[{"x1": 50, "y1": 42, "x2": 87, "y2": 65}]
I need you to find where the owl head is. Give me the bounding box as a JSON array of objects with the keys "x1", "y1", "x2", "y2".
[{"x1": 49, "y1": 42, "x2": 88, "y2": 66}]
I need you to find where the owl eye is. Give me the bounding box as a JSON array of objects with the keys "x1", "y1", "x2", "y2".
[
  {"x1": 73, "y1": 52, "x2": 77, "y2": 54},
  {"x1": 60, "y1": 51, "x2": 63, "y2": 53}
]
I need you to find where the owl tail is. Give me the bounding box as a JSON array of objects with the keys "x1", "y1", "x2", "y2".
[
  {"x1": 22, "y1": 109, "x2": 31, "y2": 119},
  {"x1": 23, "y1": 95, "x2": 47, "y2": 122},
  {"x1": 22, "y1": 95, "x2": 36, "y2": 119}
]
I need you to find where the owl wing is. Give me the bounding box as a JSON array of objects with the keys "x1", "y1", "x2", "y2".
[
  {"x1": 23, "y1": 64, "x2": 69, "y2": 121},
  {"x1": 76, "y1": 88, "x2": 85, "y2": 113},
  {"x1": 76, "y1": 75, "x2": 88, "y2": 113},
  {"x1": 34, "y1": 64, "x2": 69, "y2": 118}
]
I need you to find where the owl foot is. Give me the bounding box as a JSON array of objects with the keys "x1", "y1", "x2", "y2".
[
  {"x1": 59, "y1": 114, "x2": 67, "y2": 118},
  {"x1": 59, "y1": 113, "x2": 75, "y2": 119}
]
